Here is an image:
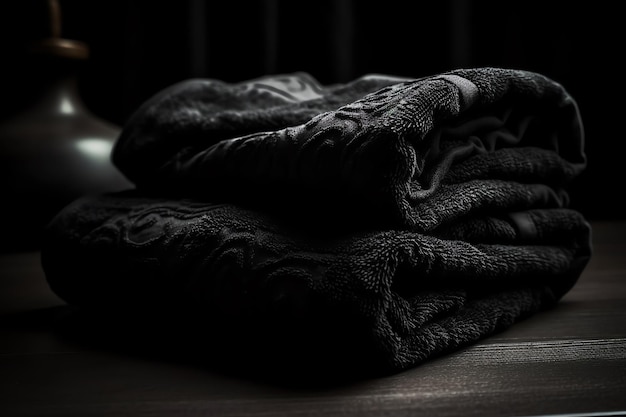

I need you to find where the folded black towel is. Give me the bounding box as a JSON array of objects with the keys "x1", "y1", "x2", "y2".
[{"x1": 41, "y1": 68, "x2": 592, "y2": 376}]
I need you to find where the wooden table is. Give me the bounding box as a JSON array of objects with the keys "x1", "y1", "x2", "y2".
[{"x1": 1, "y1": 221, "x2": 625, "y2": 417}]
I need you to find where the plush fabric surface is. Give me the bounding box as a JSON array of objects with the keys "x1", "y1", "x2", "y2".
[{"x1": 41, "y1": 68, "x2": 591, "y2": 376}]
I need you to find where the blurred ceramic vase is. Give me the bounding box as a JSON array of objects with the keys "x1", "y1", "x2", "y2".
[{"x1": 0, "y1": 14, "x2": 132, "y2": 252}]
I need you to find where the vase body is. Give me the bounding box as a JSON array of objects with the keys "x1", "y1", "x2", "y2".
[{"x1": 0, "y1": 71, "x2": 132, "y2": 252}]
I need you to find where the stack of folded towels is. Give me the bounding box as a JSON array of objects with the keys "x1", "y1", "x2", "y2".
[{"x1": 41, "y1": 67, "x2": 592, "y2": 376}]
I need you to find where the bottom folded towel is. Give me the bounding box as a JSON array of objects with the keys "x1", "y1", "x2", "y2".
[{"x1": 42, "y1": 191, "x2": 591, "y2": 376}]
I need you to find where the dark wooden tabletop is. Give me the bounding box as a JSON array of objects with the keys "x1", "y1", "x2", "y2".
[{"x1": 1, "y1": 221, "x2": 625, "y2": 417}]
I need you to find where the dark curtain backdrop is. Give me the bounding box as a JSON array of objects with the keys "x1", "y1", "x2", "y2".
[{"x1": 1, "y1": 0, "x2": 623, "y2": 220}]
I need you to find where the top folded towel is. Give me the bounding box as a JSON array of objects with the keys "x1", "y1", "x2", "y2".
[
  {"x1": 112, "y1": 68, "x2": 586, "y2": 229},
  {"x1": 42, "y1": 67, "x2": 592, "y2": 377}
]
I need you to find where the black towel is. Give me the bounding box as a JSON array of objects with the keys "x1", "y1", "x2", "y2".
[{"x1": 41, "y1": 67, "x2": 592, "y2": 376}]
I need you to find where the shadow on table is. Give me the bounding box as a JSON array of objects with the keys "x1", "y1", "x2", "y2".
[{"x1": 1, "y1": 305, "x2": 389, "y2": 389}]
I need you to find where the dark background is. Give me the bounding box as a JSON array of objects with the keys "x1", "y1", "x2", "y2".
[{"x1": 1, "y1": 0, "x2": 623, "y2": 221}]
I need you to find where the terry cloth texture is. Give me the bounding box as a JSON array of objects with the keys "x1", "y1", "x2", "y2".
[{"x1": 41, "y1": 68, "x2": 592, "y2": 376}]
